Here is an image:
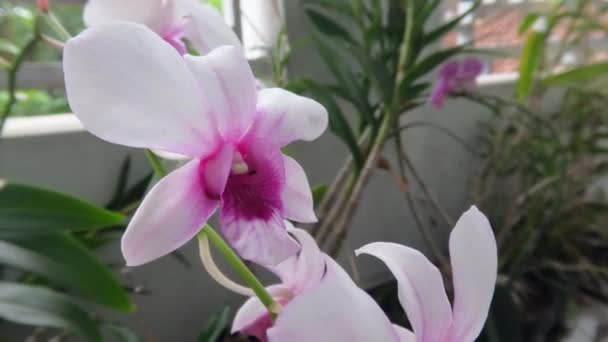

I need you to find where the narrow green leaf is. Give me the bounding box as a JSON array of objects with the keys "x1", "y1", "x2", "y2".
[
  {"x1": 423, "y1": 0, "x2": 480, "y2": 45},
  {"x1": 198, "y1": 306, "x2": 231, "y2": 342},
  {"x1": 312, "y1": 184, "x2": 329, "y2": 208},
  {"x1": 0, "y1": 234, "x2": 133, "y2": 311},
  {"x1": 0, "y1": 282, "x2": 100, "y2": 341},
  {"x1": 518, "y1": 13, "x2": 540, "y2": 36},
  {"x1": 0, "y1": 38, "x2": 19, "y2": 56},
  {"x1": 346, "y1": 45, "x2": 393, "y2": 102},
  {"x1": 0, "y1": 181, "x2": 125, "y2": 236},
  {"x1": 542, "y1": 62, "x2": 608, "y2": 85},
  {"x1": 304, "y1": 7, "x2": 356, "y2": 45},
  {"x1": 102, "y1": 323, "x2": 140, "y2": 342},
  {"x1": 302, "y1": 0, "x2": 354, "y2": 17},
  {"x1": 311, "y1": 34, "x2": 374, "y2": 127},
  {"x1": 517, "y1": 31, "x2": 545, "y2": 101},
  {"x1": 288, "y1": 79, "x2": 363, "y2": 169}
]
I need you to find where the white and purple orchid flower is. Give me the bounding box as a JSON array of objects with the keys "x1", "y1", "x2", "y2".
[
  {"x1": 237, "y1": 206, "x2": 497, "y2": 342},
  {"x1": 83, "y1": 0, "x2": 240, "y2": 55},
  {"x1": 63, "y1": 22, "x2": 328, "y2": 267},
  {"x1": 430, "y1": 57, "x2": 484, "y2": 109}
]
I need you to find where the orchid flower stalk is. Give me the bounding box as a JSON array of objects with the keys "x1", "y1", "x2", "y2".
[
  {"x1": 233, "y1": 207, "x2": 498, "y2": 342},
  {"x1": 63, "y1": 22, "x2": 328, "y2": 267}
]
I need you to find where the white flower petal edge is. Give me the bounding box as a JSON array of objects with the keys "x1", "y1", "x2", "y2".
[
  {"x1": 121, "y1": 160, "x2": 218, "y2": 266},
  {"x1": 447, "y1": 206, "x2": 498, "y2": 342},
  {"x1": 64, "y1": 22, "x2": 216, "y2": 157}
]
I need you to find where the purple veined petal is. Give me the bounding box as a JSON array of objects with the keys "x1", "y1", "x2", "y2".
[
  {"x1": 430, "y1": 78, "x2": 450, "y2": 109},
  {"x1": 461, "y1": 57, "x2": 484, "y2": 78},
  {"x1": 121, "y1": 160, "x2": 218, "y2": 266},
  {"x1": 252, "y1": 88, "x2": 328, "y2": 147},
  {"x1": 177, "y1": 0, "x2": 242, "y2": 55},
  {"x1": 64, "y1": 22, "x2": 219, "y2": 158},
  {"x1": 438, "y1": 60, "x2": 461, "y2": 79},
  {"x1": 356, "y1": 243, "x2": 453, "y2": 342},
  {"x1": 83, "y1": 0, "x2": 173, "y2": 33},
  {"x1": 219, "y1": 143, "x2": 299, "y2": 265},
  {"x1": 280, "y1": 155, "x2": 317, "y2": 223},
  {"x1": 393, "y1": 325, "x2": 416, "y2": 342},
  {"x1": 267, "y1": 257, "x2": 400, "y2": 342},
  {"x1": 446, "y1": 206, "x2": 497, "y2": 342},
  {"x1": 183, "y1": 47, "x2": 257, "y2": 142},
  {"x1": 268, "y1": 225, "x2": 325, "y2": 291},
  {"x1": 232, "y1": 285, "x2": 293, "y2": 342}
]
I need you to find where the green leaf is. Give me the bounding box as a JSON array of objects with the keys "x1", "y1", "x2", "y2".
[
  {"x1": 0, "y1": 234, "x2": 133, "y2": 311},
  {"x1": 517, "y1": 31, "x2": 545, "y2": 101},
  {"x1": 0, "y1": 181, "x2": 125, "y2": 236},
  {"x1": 102, "y1": 323, "x2": 140, "y2": 342},
  {"x1": 542, "y1": 62, "x2": 608, "y2": 85},
  {"x1": 288, "y1": 79, "x2": 363, "y2": 169},
  {"x1": 311, "y1": 34, "x2": 374, "y2": 127},
  {"x1": 0, "y1": 282, "x2": 100, "y2": 341},
  {"x1": 312, "y1": 184, "x2": 329, "y2": 208},
  {"x1": 518, "y1": 13, "x2": 540, "y2": 36},
  {"x1": 304, "y1": 6, "x2": 356, "y2": 45},
  {"x1": 0, "y1": 38, "x2": 19, "y2": 56},
  {"x1": 198, "y1": 306, "x2": 231, "y2": 342},
  {"x1": 302, "y1": 0, "x2": 354, "y2": 17},
  {"x1": 423, "y1": 0, "x2": 480, "y2": 45}
]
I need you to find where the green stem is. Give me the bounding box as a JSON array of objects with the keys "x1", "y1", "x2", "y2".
[
  {"x1": 199, "y1": 226, "x2": 278, "y2": 318},
  {"x1": 0, "y1": 19, "x2": 41, "y2": 134},
  {"x1": 144, "y1": 149, "x2": 168, "y2": 178}
]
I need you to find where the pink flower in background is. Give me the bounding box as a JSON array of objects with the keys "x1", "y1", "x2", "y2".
[
  {"x1": 430, "y1": 58, "x2": 484, "y2": 109},
  {"x1": 63, "y1": 22, "x2": 327, "y2": 266},
  {"x1": 83, "y1": 0, "x2": 240, "y2": 55},
  {"x1": 232, "y1": 225, "x2": 326, "y2": 342},
  {"x1": 266, "y1": 206, "x2": 497, "y2": 342}
]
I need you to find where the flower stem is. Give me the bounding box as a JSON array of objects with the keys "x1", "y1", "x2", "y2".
[
  {"x1": 198, "y1": 226, "x2": 279, "y2": 318},
  {"x1": 144, "y1": 149, "x2": 168, "y2": 178}
]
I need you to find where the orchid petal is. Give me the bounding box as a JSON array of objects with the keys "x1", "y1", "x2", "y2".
[
  {"x1": 253, "y1": 88, "x2": 328, "y2": 147},
  {"x1": 64, "y1": 22, "x2": 218, "y2": 157},
  {"x1": 183, "y1": 46, "x2": 257, "y2": 141},
  {"x1": 121, "y1": 160, "x2": 217, "y2": 266},
  {"x1": 447, "y1": 206, "x2": 497, "y2": 342},
  {"x1": 177, "y1": 0, "x2": 242, "y2": 54},
  {"x1": 267, "y1": 257, "x2": 399, "y2": 342},
  {"x1": 430, "y1": 78, "x2": 449, "y2": 109},
  {"x1": 438, "y1": 60, "x2": 460, "y2": 79},
  {"x1": 268, "y1": 225, "x2": 325, "y2": 291},
  {"x1": 220, "y1": 210, "x2": 300, "y2": 266},
  {"x1": 281, "y1": 155, "x2": 316, "y2": 223},
  {"x1": 393, "y1": 326, "x2": 416, "y2": 342},
  {"x1": 201, "y1": 144, "x2": 234, "y2": 199},
  {"x1": 232, "y1": 285, "x2": 292, "y2": 341},
  {"x1": 83, "y1": 0, "x2": 172, "y2": 33},
  {"x1": 356, "y1": 243, "x2": 453, "y2": 342},
  {"x1": 461, "y1": 57, "x2": 484, "y2": 78}
]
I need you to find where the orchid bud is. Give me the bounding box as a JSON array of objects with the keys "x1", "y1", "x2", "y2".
[{"x1": 36, "y1": 0, "x2": 49, "y2": 13}]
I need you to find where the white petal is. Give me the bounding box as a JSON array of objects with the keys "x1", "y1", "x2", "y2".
[
  {"x1": 268, "y1": 225, "x2": 325, "y2": 291},
  {"x1": 394, "y1": 326, "x2": 416, "y2": 342},
  {"x1": 447, "y1": 206, "x2": 497, "y2": 342},
  {"x1": 281, "y1": 155, "x2": 316, "y2": 223},
  {"x1": 184, "y1": 47, "x2": 257, "y2": 142},
  {"x1": 64, "y1": 22, "x2": 218, "y2": 157},
  {"x1": 253, "y1": 88, "x2": 328, "y2": 147},
  {"x1": 267, "y1": 257, "x2": 400, "y2": 342},
  {"x1": 83, "y1": 0, "x2": 173, "y2": 33},
  {"x1": 231, "y1": 285, "x2": 291, "y2": 334},
  {"x1": 121, "y1": 160, "x2": 218, "y2": 266},
  {"x1": 177, "y1": 0, "x2": 242, "y2": 54},
  {"x1": 356, "y1": 243, "x2": 453, "y2": 342}
]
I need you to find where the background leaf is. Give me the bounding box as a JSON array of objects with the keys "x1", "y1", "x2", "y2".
[
  {"x1": 517, "y1": 31, "x2": 545, "y2": 101},
  {"x1": 0, "y1": 182, "x2": 124, "y2": 236},
  {"x1": 542, "y1": 62, "x2": 608, "y2": 85},
  {"x1": 0, "y1": 282, "x2": 101, "y2": 341},
  {"x1": 0, "y1": 234, "x2": 133, "y2": 311}
]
